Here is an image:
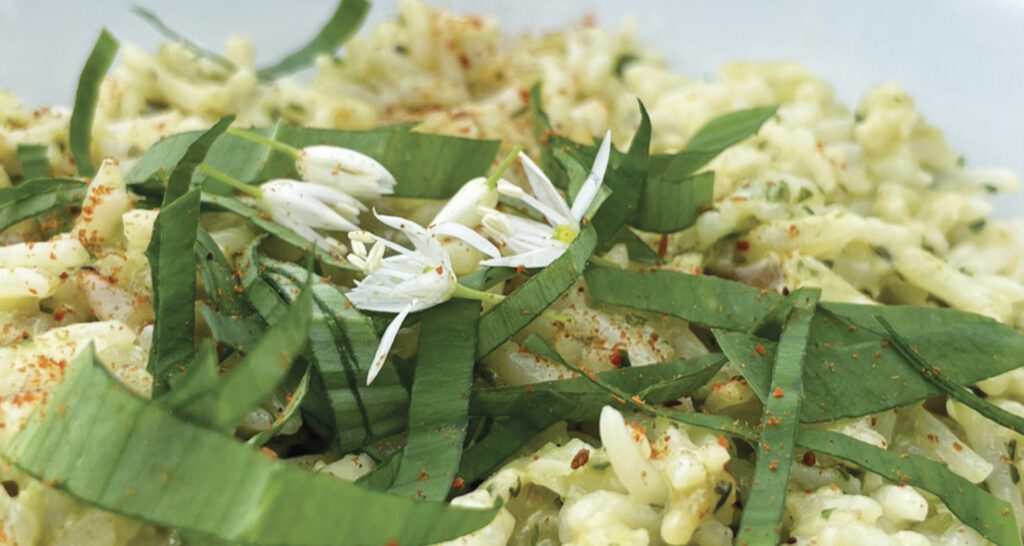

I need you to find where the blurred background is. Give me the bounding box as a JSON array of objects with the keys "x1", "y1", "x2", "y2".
[{"x1": 1, "y1": 0, "x2": 1022, "y2": 216}]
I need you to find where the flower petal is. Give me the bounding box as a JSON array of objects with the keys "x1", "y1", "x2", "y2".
[
  {"x1": 570, "y1": 130, "x2": 612, "y2": 222},
  {"x1": 297, "y1": 145, "x2": 396, "y2": 199},
  {"x1": 479, "y1": 245, "x2": 567, "y2": 269},
  {"x1": 431, "y1": 177, "x2": 498, "y2": 226},
  {"x1": 366, "y1": 300, "x2": 415, "y2": 385},
  {"x1": 430, "y1": 222, "x2": 501, "y2": 259},
  {"x1": 519, "y1": 151, "x2": 573, "y2": 224}
]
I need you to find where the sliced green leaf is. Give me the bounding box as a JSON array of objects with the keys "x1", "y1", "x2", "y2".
[
  {"x1": 16, "y1": 144, "x2": 50, "y2": 180},
  {"x1": 195, "y1": 227, "x2": 250, "y2": 318},
  {"x1": 798, "y1": 429, "x2": 1022, "y2": 546},
  {"x1": 256, "y1": 0, "x2": 370, "y2": 81},
  {"x1": 633, "y1": 171, "x2": 714, "y2": 233},
  {"x1": 585, "y1": 267, "x2": 783, "y2": 332},
  {"x1": 0, "y1": 178, "x2": 86, "y2": 232},
  {"x1": 148, "y1": 119, "x2": 232, "y2": 394},
  {"x1": 607, "y1": 226, "x2": 660, "y2": 265},
  {"x1": 198, "y1": 305, "x2": 264, "y2": 354},
  {"x1": 4, "y1": 347, "x2": 497, "y2": 545},
  {"x1": 737, "y1": 289, "x2": 818, "y2": 546},
  {"x1": 247, "y1": 364, "x2": 313, "y2": 447},
  {"x1": 684, "y1": 105, "x2": 777, "y2": 153},
  {"x1": 70, "y1": 29, "x2": 118, "y2": 177},
  {"x1": 130, "y1": 5, "x2": 236, "y2": 70},
  {"x1": 877, "y1": 316, "x2": 1024, "y2": 436},
  {"x1": 715, "y1": 303, "x2": 1024, "y2": 422},
  {"x1": 146, "y1": 189, "x2": 201, "y2": 394},
  {"x1": 477, "y1": 225, "x2": 597, "y2": 357},
  {"x1": 390, "y1": 300, "x2": 480, "y2": 500},
  {"x1": 162, "y1": 341, "x2": 220, "y2": 414}
]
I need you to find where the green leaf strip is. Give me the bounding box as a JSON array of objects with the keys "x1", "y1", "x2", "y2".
[
  {"x1": 4, "y1": 348, "x2": 498, "y2": 545},
  {"x1": 16, "y1": 144, "x2": 50, "y2": 180},
  {"x1": 256, "y1": 0, "x2": 370, "y2": 80},
  {"x1": 0, "y1": 178, "x2": 86, "y2": 233},
  {"x1": 798, "y1": 429, "x2": 1022, "y2": 546},
  {"x1": 247, "y1": 364, "x2": 314, "y2": 447},
  {"x1": 165, "y1": 115, "x2": 234, "y2": 203},
  {"x1": 737, "y1": 288, "x2": 819, "y2": 546},
  {"x1": 130, "y1": 5, "x2": 236, "y2": 70},
  {"x1": 390, "y1": 300, "x2": 480, "y2": 500},
  {"x1": 876, "y1": 316, "x2": 1024, "y2": 436},
  {"x1": 476, "y1": 225, "x2": 597, "y2": 357},
  {"x1": 70, "y1": 29, "x2": 118, "y2": 177}
]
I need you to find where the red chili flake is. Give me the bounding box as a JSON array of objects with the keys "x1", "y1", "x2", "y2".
[
  {"x1": 259, "y1": 447, "x2": 279, "y2": 459},
  {"x1": 386, "y1": 542, "x2": 399, "y2": 546},
  {"x1": 609, "y1": 350, "x2": 623, "y2": 367},
  {"x1": 518, "y1": 88, "x2": 530, "y2": 103},
  {"x1": 736, "y1": 240, "x2": 750, "y2": 251},
  {"x1": 457, "y1": 54, "x2": 471, "y2": 69},
  {"x1": 755, "y1": 343, "x2": 767, "y2": 356},
  {"x1": 570, "y1": 448, "x2": 590, "y2": 469},
  {"x1": 717, "y1": 436, "x2": 729, "y2": 449},
  {"x1": 766, "y1": 417, "x2": 781, "y2": 426},
  {"x1": 772, "y1": 387, "x2": 784, "y2": 399},
  {"x1": 657, "y1": 234, "x2": 669, "y2": 258},
  {"x1": 926, "y1": 434, "x2": 939, "y2": 443},
  {"x1": 525, "y1": 385, "x2": 533, "y2": 393},
  {"x1": 417, "y1": 471, "x2": 430, "y2": 482},
  {"x1": 435, "y1": 266, "x2": 444, "y2": 275},
  {"x1": 802, "y1": 451, "x2": 817, "y2": 467},
  {"x1": 53, "y1": 308, "x2": 68, "y2": 322},
  {"x1": 451, "y1": 477, "x2": 465, "y2": 489},
  {"x1": 953, "y1": 442, "x2": 964, "y2": 452},
  {"x1": 769, "y1": 460, "x2": 779, "y2": 471}
]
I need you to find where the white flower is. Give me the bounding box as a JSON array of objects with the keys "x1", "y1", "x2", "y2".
[
  {"x1": 479, "y1": 132, "x2": 612, "y2": 269},
  {"x1": 347, "y1": 211, "x2": 499, "y2": 385},
  {"x1": 296, "y1": 145, "x2": 397, "y2": 200},
  {"x1": 431, "y1": 176, "x2": 499, "y2": 226},
  {"x1": 256, "y1": 179, "x2": 365, "y2": 256}
]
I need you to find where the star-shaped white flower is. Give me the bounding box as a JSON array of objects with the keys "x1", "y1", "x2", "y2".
[
  {"x1": 479, "y1": 132, "x2": 611, "y2": 269},
  {"x1": 347, "y1": 211, "x2": 499, "y2": 385}
]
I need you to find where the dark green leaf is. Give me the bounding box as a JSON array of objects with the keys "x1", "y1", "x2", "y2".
[
  {"x1": 632, "y1": 171, "x2": 714, "y2": 233},
  {"x1": 256, "y1": 0, "x2": 370, "y2": 81},
  {"x1": 737, "y1": 289, "x2": 818, "y2": 546},
  {"x1": 146, "y1": 189, "x2": 201, "y2": 394},
  {"x1": 195, "y1": 227, "x2": 250, "y2": 318},
  {"x1": 4, "y1": 347, "x2": 498, "y2": 545},
  {"x1": 877, "y1": 316, "x2": 1024, "y2": 436},
  {"x1": 148, "y1": 119, "x2": 232, "y2": 394},
  {"x1": 606, "y1": 227, "x2": 660, "y2": 264},
  {"x1": 390, "y1": 300, "x2": 480, "y2": 500},
  {"x1": 70, "y1": 29, "x2": 118, "y2": 177},
  {"x1": 130, "y1": 6, "x2": 236, "y2": 70},
  {"x1": 247, "y1": 364, "x2": 314, "y2": 447},
  {"x1": 16, "y1": 144, "x2": 50, "y2": 180},
  {"x1": 198, "y1": 305, "x2": 264, "y2": 353},
  {"x1": 477, "y1": 225, "x2": 597, "y2": 357},
  {"x1": 715, "y1": 303, "x2": 1024, "y2": 422},
  {"x1": 0, "y1": 178, "x2": 86, "y2": 233},
  {"x1": 585, "y1": 267, "x2": 783, "y2": 332},
  {"x1": 162, "y1": 341, "x2": 220, "y2": 414},
  {"x1": 798, "y1": 429, "x2": 1022, "y2": 546},
  {"x1": 685, "y1": 106, "x2": 777, "y2": 153}
]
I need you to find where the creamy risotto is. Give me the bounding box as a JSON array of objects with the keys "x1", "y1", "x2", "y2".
[{"x1": 1, "y1": 1, "x2": 1024, "y2": 545}]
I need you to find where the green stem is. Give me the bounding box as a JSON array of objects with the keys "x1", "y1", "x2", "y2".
[
  {"x1": 485, "y1": 144, "x2": 525, "y2": 190},
  {"x1": 226, "y1": 128, "x2": 300, "y2": 159},
  {"x1": 197, "y1": 163, "x2": 264, "y2": 199},
  {"x1": 452, "y1": 283, "x2": 505, "y2": 306}
]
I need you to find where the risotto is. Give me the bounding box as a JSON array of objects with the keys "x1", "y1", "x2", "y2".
[{"x1": 1, "y1": 1, "x2": 1024, "y2": 545}]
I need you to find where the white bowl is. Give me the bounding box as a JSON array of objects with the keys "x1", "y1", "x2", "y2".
[{"x1": 1, "y1": 0, "x2": 1021, "y2": 217}]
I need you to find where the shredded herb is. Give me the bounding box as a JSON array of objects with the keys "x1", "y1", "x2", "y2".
[
  {"x1": 130, "y1": 6, "x2": 236, "y2": 70},
  {"x1": 0, "y1": 178, "x2": 86, "y2": 232},
  {"x1": 69, "y1": 29, "x2": 118, "y2": 177},
  {"x1": 256, "y1": 0, "x2": 371, "y2": 80},
  {"x1": 15, "y1": 144, "x2": 49, "y2": 180}
]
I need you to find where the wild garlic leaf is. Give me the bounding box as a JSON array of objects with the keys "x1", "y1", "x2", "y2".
[
  {"x1": 170, "y1": 283, "x2": 312, "y2": 433},
  {"x1": 15, "y1": 144, "x2": 50, "y2": 180},
  {"x1": 70, "y1": 29, "x2": 118, "y2": 177},
  {"x1": 195, "y1": 227, "x2": 251, "y2": 318},
  {"x1": 200, "y1": 193, "x2": 356, "y2": 271},
  {"x1": 256, "y1": 0, "x2": 371, "y2": 81},
  {"x1": 390, "y1": 300, "x2": 480, "y2": 501},
  {"x1": 247, "y1": 364, "x2": 314, "y2": 447},
  {"x1": 161, "y1": 341, "x2": 220, "y2": 414},
  {"x1": 130, "y1": 125, "x2": 500, "y2": 199},
  {"x1": 4, "y1": 348, "x2": 498, "y2": 545},
  {"x1": 130, "y1": 5, "x2": 236, "y2": 70},
  {"x1": 0, "y1": 178, "x2": 86, "y2": 232},
  {"x1": 256, "y1": 259, "x2": 411, "y2": 451},
  {"x1": 477, "y1": 225, "x2": 597, "y2": 357},
  {"x1": 737, "y1": 289, "x2": 818, "y2": 546},
  {"x1": 147, "y1": 119, "x2": 232, "y2": 394},
  {"x1": 585, "y1": 267, "x2": 783, "y2": 332},
  {"x1": 798, "y1": 429, "x2": 1022, "y2": 546},
  {"x1": 877, "y1": 316, "x2": 1024, "y2": 436},
  {"x1": 199, "y1": 305, "x2": 264, "y2": 354},
  {"x1": 684, "y1": 105, "x2": 778, "y2": 153},
  {"x1": 632, "y1": 171, "x2": 714, "y2": 233},
  {"x1": 716, "y1": 303, "x2": 1024, "y2": 422}
]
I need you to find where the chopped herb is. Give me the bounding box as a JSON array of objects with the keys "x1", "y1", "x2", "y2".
[{"x1": 70, "y1": 29, "x2": 118, "y2": 177}]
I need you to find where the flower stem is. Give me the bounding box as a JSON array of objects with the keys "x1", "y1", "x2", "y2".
[
  {"x1": 197, "y1": 163, "x2": 264, "y2": 199},
  {"x1": 485, "y1": 144, "x2": 525, "y2": 190},
  {"x1": 226, "y1": 128, "x2": 300, "y2": 159},
  {"x1": 452, "y1": 283, "x2": 506, "y2": 306}
]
